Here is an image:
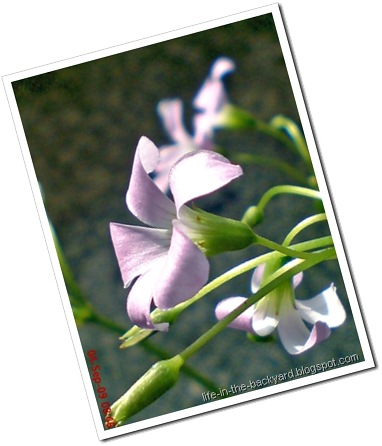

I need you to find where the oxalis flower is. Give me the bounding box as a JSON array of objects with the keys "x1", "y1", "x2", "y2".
[
  {"x1": 215, "y1": 261, "x2": 346, "y2": 354},
  {"x1": 110, "y1": 136, "x2": 254, "y2": 330},
  {"x1": 154, "y1": 57, "x2": 236, "y2": 192}
]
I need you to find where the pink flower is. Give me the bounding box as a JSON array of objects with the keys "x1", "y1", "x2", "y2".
[{"x1": 110, "y1": 136, "x2": 243, "y2": 329}]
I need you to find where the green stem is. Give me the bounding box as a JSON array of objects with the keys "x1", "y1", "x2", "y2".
[
  {"x1": 139, "y1": 340, "x2": 220, "y2": 393},
  {"x1": 255, "y1": 119, "x2": 304, "y2": 157},
  {"x1": 270, "y1": 115, "x2": 311, "y2": 165},
  {"x1": 257, "y1": 185, "x2": 321, "y2": 216},
  {"x1": 88, "y1": 312, "x2": 219, "y2": 392},
  {"x1": 255, "y1": 234, "x2": 314, "y2": 260},
  {"x1": 283, "y1": 213, "x2": 328, "y2": 246},
  {"x1": 153, "y1": 235, "x2": 334, "y2": 324},
  {"x1": 50, "y1": 223, "x2": 88, "y2": 305},
  {"x1": 231, "y1": 152, "x2": 309, "y2": 185},
  {"x1": 221, "y1": 105, "x2": 313, "y2": 168},
  {"x1": 179, "y1": 247, "x2": 336, "y2": 361}
]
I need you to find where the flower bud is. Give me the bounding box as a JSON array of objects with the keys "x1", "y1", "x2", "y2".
[
  {"x1": 109, "y1": 355, "x2": 184, "y2": 426},
  {"x1": 241, "y1": 205, "x2": 264, "y2": 227}
]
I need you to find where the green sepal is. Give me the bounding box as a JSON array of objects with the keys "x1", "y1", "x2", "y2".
[
  {"x1": 119, "y1": 326, "x2": 155, "y2": 349},
  {"x1": 246, "y1": 332, "x2": 275, "y2": 344},
  {"x1": 181, "y1": 206, "x2": 256, "y2": 256}
]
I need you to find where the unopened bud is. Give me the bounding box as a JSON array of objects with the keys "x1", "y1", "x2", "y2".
[
  {"x1": 241, "y1": 205, "x2": 263, "y2": 227},
  {"x1": 109, "y1": 355, "x2": 184, "y2": 426}
]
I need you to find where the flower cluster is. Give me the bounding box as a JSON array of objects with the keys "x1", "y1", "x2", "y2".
[{"x1": 109, "y1": 57, "x2": 346, "y2": 355}]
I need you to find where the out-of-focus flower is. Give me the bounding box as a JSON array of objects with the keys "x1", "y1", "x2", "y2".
[
  {"x1": 154, "y1": 57, "x2": 236, "y2": 191},
  {"x1": 110, "y1": 136, "x2": 251, "y2": 329},
  {"x1": 154, "y1": 99, "x2": 197, "y2": 192},
  {"x1": 215, "y1": 262, "x2": 346, "y2": 354},
  {"x1": 193, "y1": 57, "x2": 236, "y2": 148}
]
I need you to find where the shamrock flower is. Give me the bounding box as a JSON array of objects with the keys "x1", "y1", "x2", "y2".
[
  {"x1": 154, "y1": 57, "x2": 235, "y2": 191},
  {"x1": 215, "y1": 263, "x2": 346, "y2": 354},
  {"x1": 110, "y1": 136, "x2": 249, "y2": 330}
]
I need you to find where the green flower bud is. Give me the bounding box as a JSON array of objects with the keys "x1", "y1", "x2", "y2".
[
  {"x1": 109, "y1": 355, "x2": 184, "y2": 426},
  {"x1": 241, "y1": 205, "x2": 264, "y2": 227}
]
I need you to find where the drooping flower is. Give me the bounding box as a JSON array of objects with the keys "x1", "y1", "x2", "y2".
[
  {"x1": 215, "y1": 262, "x2": 346, "y2": 354},
  {"x1": 154, "y1": 57, "x2": 236, "y2": 191},
  {"x1": 110, "y1": 136, "x2": 253, "y2": 330}
]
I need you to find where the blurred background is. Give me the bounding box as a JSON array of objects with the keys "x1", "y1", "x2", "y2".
[{"x1": 12, "y1": 12, "x2": 363, "y2": 427}]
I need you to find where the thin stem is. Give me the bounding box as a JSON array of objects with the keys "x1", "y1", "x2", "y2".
[
  {"x1": 88, "y1": 312, "x2": 219, "y2": 392},
  {"x1": 179, "y1": 247, "x2": 336, "y2": 361},
  {"x1": 50, "y1": 223, "x2": 88, "y2": 305},
  {"x1": 140, "y1": 340, "x2": 220, "y2": 393},
  {"x1": 152, "y1": 235, "x2": 334, "y2": 324},
  {"x1": 221, "y1": 105, "x2": 310, "y2": 165},
  {"x1": 283, "y1": 213, "x2": 328, "y2": 247},
  {"x1": 231, "y1": 152, "x2": 309, "y2": 185},
  {"x1": 255, "y1": 234, "x2": 314, "y2": 260},
  {"x1": 255, "y1": 119, "x2": 304, "y2": 157},
  {"x1": 256, "y1": 185, "x2": 321, "y2": 216},
  {"x1": 270, "y1": 115, "x2": 311, "y2": 165}
]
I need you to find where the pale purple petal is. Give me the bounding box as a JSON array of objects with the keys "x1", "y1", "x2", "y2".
[
  {"x1": 215, "y1": 297, "x2": 255, "y2": 333},
  {"x1": 126, "y1": 136, "x2": 176, "y2": 228},
  {"x1": 295, "y1": 284, "x2": 346, "y2": 328},
  {"x1": 157, "y1": 99, "x2": 193, "y2": 144},
  {"x1": 153, "y1": 225, "x2": 209, "y2": 309},
  {"x1": 169, "y1": 150, "x2": 243, "y2": 214},
  {"x1": 194, "y1": 79, "x2": 226, "y2": 113},
  {"x1": 109, "y1": 222, "x2": 170, "y2": 287},
  {"x1": 154, "y1": 143, "x2": 195, "y2": 192},
  {"x1": 251, "y1": 266, "x2": 302, "y2": 293},
  {"x1": 210, "y1": 57, "x2": 236, "y2": 80},
  {"x1": 193, "y1": 57, "x2": 235, "y2": 112},
  {"x1": 251, "y1": 295, "x2": 279, "y2": 336},
  {"x1": 126, "y1": 258, "x2": 169, "y2": 330},
  {"x1": 293, "y1": 272, "x2": 304, "y2": 289},
  {"x1": 193, "y1": 113, "x2": 215, "y2": 150},
  {"x1": 277, "y1": 295, "x2": 331, "y2": 354},
  {"x1": 250, "y1": 264, "x2": 266, "y2": 293}
]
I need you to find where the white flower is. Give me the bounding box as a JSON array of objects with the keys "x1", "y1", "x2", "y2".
[{"x1": 215, "y1": 263, "x2": 346, "y2": 354}]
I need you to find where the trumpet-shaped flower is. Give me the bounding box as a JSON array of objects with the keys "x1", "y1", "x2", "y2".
[
  {"x1": 154, "y1": 57, "x2": 235, "y2": 191},
  {"x1": 215, "y1": 263, "x2": 346, "y2": 354},
  {"x1": 110, "y1": 136, "x2": 248, "y2": 330}
]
